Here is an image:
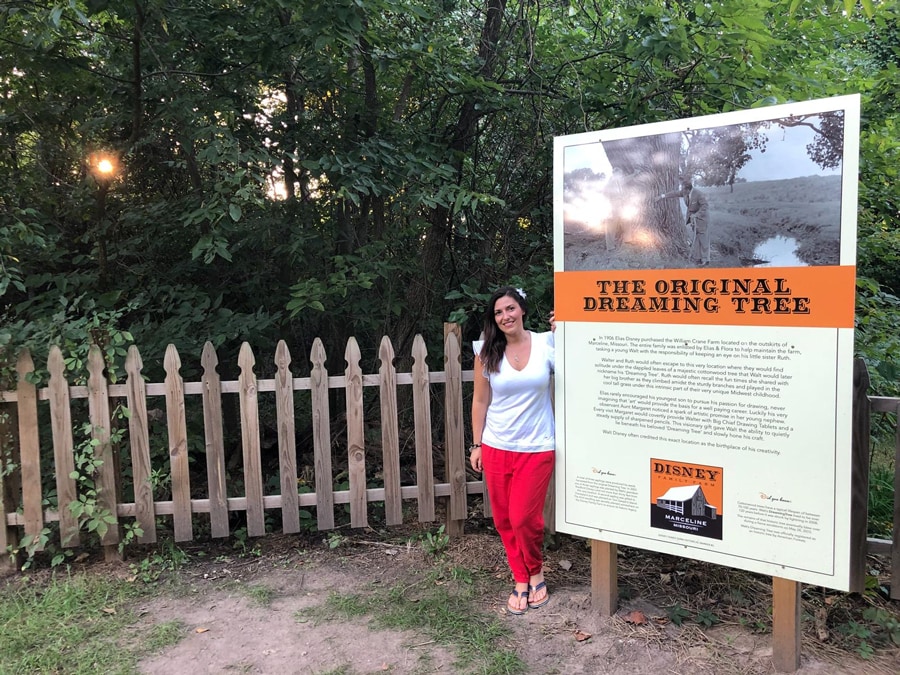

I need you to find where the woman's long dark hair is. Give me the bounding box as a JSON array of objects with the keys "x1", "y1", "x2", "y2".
[{"x1": 480, "y1": 286, "x2": 528, "y2": 374}]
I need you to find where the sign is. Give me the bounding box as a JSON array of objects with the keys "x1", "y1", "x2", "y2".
[{"x1": 553, "y1": 95, "x2": 860, "y2": 590}]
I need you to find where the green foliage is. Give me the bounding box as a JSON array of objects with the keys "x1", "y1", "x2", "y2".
[
  {"x1": 694, "y1": 609, "x2": 721, "y2": 628},
  {"x1": 128, "y1": 543, "x2": 189, "y2": 584},
  {"x1": 326, "y1": 532, "x2": 349, "y2": 549},
  {"x1": 867, "y1": 465, "x2": 895, "y2": 539},
  {"x1": 855, "y1": 278, "x2": 900, "y2": 396},
  {"x1": 422, "y1": 525, "x2": 450, "y2": 556},
  {"x1": 665, "y1": 602, "x2": 694, "y2": 626},
  {"x1": 232, "y1": 526, "x2": 263, "y2": 557}
]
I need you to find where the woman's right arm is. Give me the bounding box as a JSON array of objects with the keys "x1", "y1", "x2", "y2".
[{"x1": 470, "y1": 354, "x2": 491, "y2": 472}]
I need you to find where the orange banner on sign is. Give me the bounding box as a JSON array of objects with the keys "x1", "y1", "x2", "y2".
[{"x1": 554, "y1": 266, "x2": 855, "y2": 328}]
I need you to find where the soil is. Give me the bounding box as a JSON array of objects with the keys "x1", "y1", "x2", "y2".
[{"x1": 130, "y1": 528, "x2": 898, "y2": 675}]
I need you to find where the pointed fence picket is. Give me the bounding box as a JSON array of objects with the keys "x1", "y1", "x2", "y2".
[{"x1": 0, "y1": 328, "x2": 486, "y2": 564}]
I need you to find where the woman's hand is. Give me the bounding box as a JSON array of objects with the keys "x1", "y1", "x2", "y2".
[
  {"x1": 549, "y1": 310, "x2": 556, "y2": 333},
  {"x1": 469, "y1": 446, "x2": 483, "y2": 472}
]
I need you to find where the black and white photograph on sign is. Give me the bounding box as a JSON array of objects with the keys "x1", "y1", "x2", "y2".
[{"x1": 562, "y1": 111, "x2": 845, "y2": 272}]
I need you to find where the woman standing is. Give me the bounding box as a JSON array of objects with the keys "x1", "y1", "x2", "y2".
[{"x1": 470, "y1": 286, "x2": 556, "y2": 614}]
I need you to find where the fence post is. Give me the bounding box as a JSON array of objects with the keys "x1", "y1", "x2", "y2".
[
  {"x1": 0, "y1": 398, "x2": 20, "y2": 570},
  {"x1": 411, "y1": 335, "x2": 435, "y2": 522},
  {"x1": 163, "y1": 345, "x2": 193, "y2": 542},
  {"x1": 345, "y1": 337, "x2": 368, "y2": 528},
  {"x1": 201, "y1": 342, "x2": 229, "y2": 539},
  {"x1": 87, "y1": 345, "x2": 121, "y2": 561},
  {"x1": 48, "y1": 346, "x2": 81, "y2": 547},
  {"x1": 274, "y1": 341, "x2": 300, "y2": 534},
  {"x1": 124, "y1": 346, "x2": 157, "y2": 544},
  {"x1": 379, "y1": 336, "x2": 403, "y2": 526},
  {"x1": 310, "y1": 339, "x2": 335, "y2": 530},
  {"x1": 893, "y1": 401, "x2": 900, "y2": 602},
  {"x1": 443, "y1": 323, "x2": 466, "y2": 538},
  {"x1": 237, "y1": 343, "x2": 265, "y2": 537},
  {"x1": 17, "y1": 350, "x2": 43, "y2": 552}
]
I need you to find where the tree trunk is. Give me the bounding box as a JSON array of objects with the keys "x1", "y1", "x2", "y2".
[
  {"x1": 393, "y1": 0, "x2": 508, "y2": 356},
  {"x1": 603, "y1": 132, "x2": 687, "y2": 256}
]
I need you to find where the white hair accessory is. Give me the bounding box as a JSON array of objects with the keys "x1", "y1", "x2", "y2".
[{"x1": 516, "y1": 287, "x2": 526, "y2": 298}]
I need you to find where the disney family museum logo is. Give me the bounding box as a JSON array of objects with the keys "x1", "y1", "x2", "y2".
[{"x1": 650, "y1": 459, "x2": 724, "y2": 541}]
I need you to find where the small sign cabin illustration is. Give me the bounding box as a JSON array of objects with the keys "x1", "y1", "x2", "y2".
[{"x1": 656, "y1": 484, "x2": 718, "y2": 520}]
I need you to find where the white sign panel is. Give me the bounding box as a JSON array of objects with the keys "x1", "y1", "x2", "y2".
[{"x1": 553, "y1": 95, "x2": 860, "y2": 590}]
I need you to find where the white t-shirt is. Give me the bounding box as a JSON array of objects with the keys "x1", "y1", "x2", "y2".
[{"x1": 473, "y1": 331, "x2": 555, "y2": 453}]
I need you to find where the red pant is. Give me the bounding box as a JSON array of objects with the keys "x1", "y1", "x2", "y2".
[{"x1": 482, "y1": 444, "x2": 555, "y2": 583}]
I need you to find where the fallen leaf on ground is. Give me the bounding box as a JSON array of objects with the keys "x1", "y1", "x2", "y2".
[
  {"x1": 195, "y1": 627, "x2": 209, "y2": 633},
  {"x1": 623, "y1": 610, "x2": 648, "y2": 625},
  {"x1": 574, "y1": 630, "x2": 592, "y2": 642},
  {"x1": 101, "y1": 607, "x2": 116, "y2": 615},
  {"x1": 559, "y1": 559, "x2": 572, "y2": 571}
]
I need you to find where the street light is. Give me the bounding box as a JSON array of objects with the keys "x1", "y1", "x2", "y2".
[
  {"x1": 87, "y1": 152, "x2": 119, "y2": 183},
  {"x1": 86, "y1": 151, "x2": 120, "y2": 289}
]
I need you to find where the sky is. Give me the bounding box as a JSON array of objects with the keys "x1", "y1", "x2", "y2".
[
  {"x1": 562, "y1": 121, "x2": 843, "y2": 183},
  {"x1": 563, "y1": 142, "x2": 612, "y2": 176},
  {"x1": 738, "y1": 123, "x2": 842, "y2": 182}
]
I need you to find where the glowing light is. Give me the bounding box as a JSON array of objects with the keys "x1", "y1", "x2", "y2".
[
  {"x1": 88, "y1": 152, "x2": 119, "y2": 181},
  {"x1": 564, "y1": 194, "x2": 613, "y2": 230},
  {"x1": 632, "y1": 229, "x2": 656, "y2": 247},
  {"x1": 620, "y1": 204, "x2": 640, "y2": 221}
]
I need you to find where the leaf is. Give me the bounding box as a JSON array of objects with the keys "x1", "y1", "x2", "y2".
[
  {"x1": 195, "y1": 627, "x2": 209, "y2": 633},
  {"x1": 101, "y1": 607, "x2": 116, "y2": 615},
  {"x1": 573, "y1": 629, "x2": 592, "y2": 642},
  {"x1": 558, "y1": 559, "x2": 572, "y2": 571},
  {"x1": 623, "y1": 610, "x2": 648, "y2": 625},
  {"x1": 228, "y1": 203, "x2": 242, "y2": 222}
]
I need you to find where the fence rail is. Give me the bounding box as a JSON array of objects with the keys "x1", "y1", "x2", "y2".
[
  {"x1": 1, "y1": 335, "x2": 897, "y2": 601},
  {"x1": 1, "y1": 326, "x2": 484, "y2": 564}
]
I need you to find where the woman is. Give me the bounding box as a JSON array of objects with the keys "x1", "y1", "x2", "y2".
[{"x1": 470, "y1": 286, "x2": 556, "y2": 614}]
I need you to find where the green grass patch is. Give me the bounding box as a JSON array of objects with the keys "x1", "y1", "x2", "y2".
[
  {"x1": 142, "y1": 619, "x2": 187, "y2": 653},
  {"x1": 299, "y1": 569, "x2": 525, "y2": 675},
  {"x1": 242, "y1": 583, "x2": 276, "y2": 607},
  {"x1": 0, "y1": 572, "x2": 182, "y2": 675}
]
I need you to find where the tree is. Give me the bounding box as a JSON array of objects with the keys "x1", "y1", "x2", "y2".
[{"x1": 685, "y1": 124, "x2": 768, "y2": 192}]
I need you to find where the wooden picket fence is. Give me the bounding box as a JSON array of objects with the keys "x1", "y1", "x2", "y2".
[
  {"x1": 0, "y1": 326, "x2": 485, "y2": 563},
  {"x1": 1, "y1": 331, "x2": 898, "y2": 607}
]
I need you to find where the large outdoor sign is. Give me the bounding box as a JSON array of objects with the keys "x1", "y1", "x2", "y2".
[{"x1": 553, "y1": 95, "x2": 860, "y2": 591}]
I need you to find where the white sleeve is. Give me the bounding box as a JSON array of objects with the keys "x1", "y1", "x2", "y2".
[{"x1": 473, "y1": 340, "x2": 484, "y2": 358}]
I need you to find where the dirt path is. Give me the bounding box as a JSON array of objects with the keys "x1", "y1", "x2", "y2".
[{"x1": 134, "y1": 532, "x2": 897, "y2": 675}]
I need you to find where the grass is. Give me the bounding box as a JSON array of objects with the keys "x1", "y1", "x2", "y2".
[
  {"x1": 298, "y1": 566, "x2": 526, "y2": 675},
  {"x1": 0, "y1": 572, "x2": 172, "y2": 675},
  {"x1": 143, "y1": 619, "x2": 187, "y2": 652},
  {"x1": 241, "y1": 583, "x2": 276, "y2": 607}
]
